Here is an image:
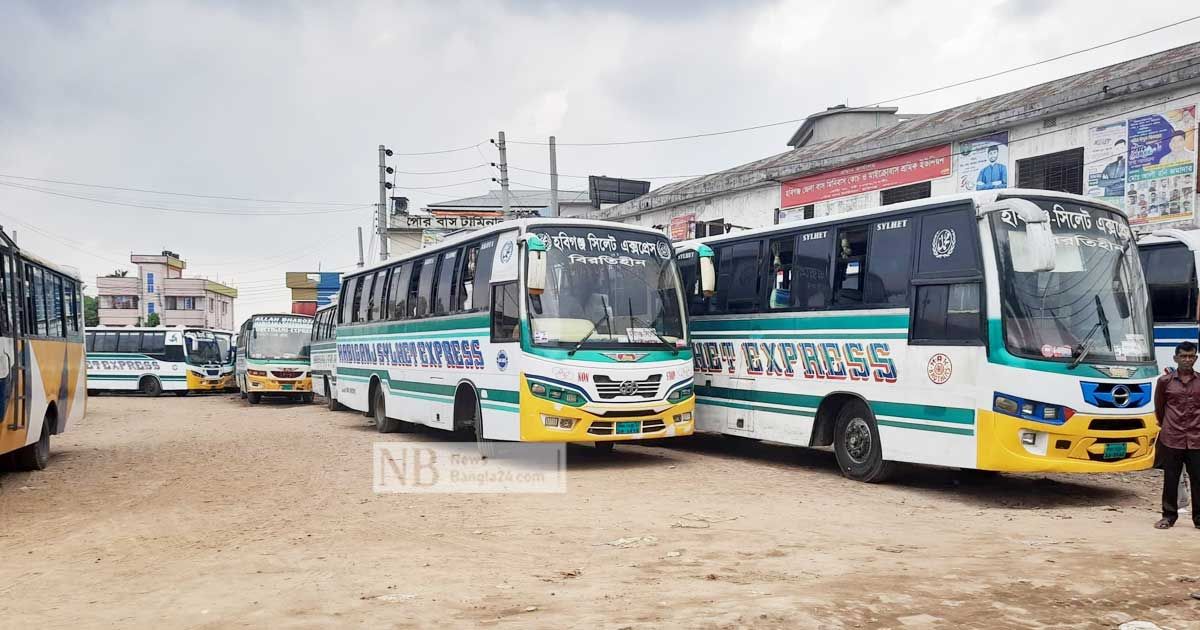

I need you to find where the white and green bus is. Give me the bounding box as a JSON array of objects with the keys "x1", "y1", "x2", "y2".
[
  {"x1": 334, "y1": 218, "x2": 695, "y2": 450},
  {"x1": 310, "y1": 302, "x2": 340, "y2": 410},
  {"x1": 235, "y1": 314, "x2": 314, "y2": 404},
  {"x1": 676, "y1": 189, "x2": 1158, "y2": 482},
  {"x1": 85, "y1": 327, "x2": 190, "y2": 396}
]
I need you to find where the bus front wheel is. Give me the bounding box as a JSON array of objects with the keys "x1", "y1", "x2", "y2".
[
  {"x1": 247, "y1": 392, "x2": 261, "y2": 405},
  {"x1": 833, "y1": 400, "x2": 894, "y2": 483},
  {"x1": 140, "y1": 377, "x2": 162, "y2": 398}
]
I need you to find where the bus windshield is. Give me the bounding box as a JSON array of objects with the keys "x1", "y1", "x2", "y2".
[
  {"x1": 248, "y1": 316, "x2": 311, "y2": 360},
  {"x1": 215, "y1": 333, "x2": 234, "y2": 365},
  {"x1": 991, "y1": 199, "x2": 1153, "y2": 365},
  {"x1": 184, "y1": 331, "x2": 224, "y2": 366},
  {"x1": 528, "y1": 226, "x2": 686, "y2": 348}
]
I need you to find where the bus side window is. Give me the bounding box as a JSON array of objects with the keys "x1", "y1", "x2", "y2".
[
  {"x1": 768, "y1": 236, "x2": 795, "y2": 310},
  {"x1": 712, "y1": 241, "x2": 761, "y2": 314},
  {"x1": 469, "y1": 238, "x2": 497, "y2": 312},
  {"x1": 865, "y1": 217, "x2": 915, "y2": 306},
  {"x1": 676, "y1": 254, "x2": 701, "y2": 315},
  {"x1": 368, "y1": 269, "x2": 388, "y2": 322},
  {"x1": 142, "y1": 332, "x2": 166, "y2": 357},
  {"x1": 85, "y1": 331, "x2": 95, "y2": 352},
  {"x1": 911, "y1": 283, "x2": 983, "y2": 343},
  {"x1": 1140, "y1": 243, "x2": 1197, "y2": 323},
  {"x1": 491, "y1": 282, "x2": 520, "y2": 342},
  {"x1": 432, "y1": 249, "x2": 460, "y2": 316},
  {"x1": 795, "y1": 229, "x2": 831, "y2": 309},
  {"x1": 388, "y1": 263, "x2": 413, "y2": 321},
  {"x1": 339, "y1": 276, "x2": 359, "y2": 325},
  {"x1": 833, "y1": 225, "x2": 868, "y2": 306},
  {"x1": 355, "y1": 273, "x2": 375, "y2": 323},
  {"x1": 116, "y1": 331, "x2": 141, "y2": 353},
  {"x1": 414, "y1": 258, "x2": 436, "y2": 318},
  {"x1": 95, "y1": 331, "x2": 118, "y2": 352},
  {"x1": 0, "y1": 252, "x2": 9, "y2": 336}
]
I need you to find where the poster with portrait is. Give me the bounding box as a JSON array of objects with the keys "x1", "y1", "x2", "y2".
[
  {"x1": 1085, "y1": 121, "x2": 1128, "y2": 209},
  {"x1": 1125, "y1": 104, "x2": 1196, "y2": 226},
  {"x1": 955, "y1": 132, "x2": 1009, "y2": 192}
]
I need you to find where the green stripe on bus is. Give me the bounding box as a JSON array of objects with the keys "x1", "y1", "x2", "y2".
[
  {"x1": 338, "y1": 314, "x2": 491, "y2": 338},
  {"x1": 877, "y1": 419, "x2": 974, "y2": 436},
  {"x1": 697, "y1": 396, "x2": 816, "y2": 417},
  {"x1": 985, "y1": 320, "x2": 1158, "y2": 379},
  {"x1": 337, "y1": 367, "x2": 520, "y2": 404},
  {"x1": 693, "y1": 332, "x2": 908, "y2": 340},
  {"x1": 694, "y1": 385, "x2": 973, "y2": 425},
  {"x1": 690, "y1": 313, "x2": 909, "y2": 333}
]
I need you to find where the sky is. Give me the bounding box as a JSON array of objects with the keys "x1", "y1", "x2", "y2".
[{"x1": 2, "y1": 0, "x2": 1199, "y2": 323}]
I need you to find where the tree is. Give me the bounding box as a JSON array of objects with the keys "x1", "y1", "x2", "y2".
[
  {"x1": 105, "y1": 269, "x2": 129, "y2": 278},
  {"x1": 146, "y1": 313, "x2": 161, "y2": 327},
  {"x1": 84, "y1": 295, "x2": 99, "y2": 326}
]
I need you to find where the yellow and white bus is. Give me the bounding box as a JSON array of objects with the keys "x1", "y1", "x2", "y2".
[
  {"x1": 236, "y1": 313, "x2": 314, "y2": 404},
  {"x1": 334, "y1": 218, "x2": 695, "y2": 452},
  {"x1": 183, "y1": 328, "x2": 236, "y2": 393},
  {"x1": 677, "y1": 190, "x2": 1158, "y2": 482},
  {"x1": 1, "y1": 226, "x2": 87, "y2": 470}
]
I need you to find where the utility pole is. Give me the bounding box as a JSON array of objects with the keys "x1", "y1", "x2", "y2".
[
  {"x1": 377, "y1": 144, "x2": 394, "y2": 262},
  {"x1": 496, "y1": 131, "x2": 511, "y2": 215},
  {"x1": 356, "y1": 227, "x2": 365, "y2": 268},
  {"x1": 549, "y1": 135, "x2": 559, "y2": 218}
]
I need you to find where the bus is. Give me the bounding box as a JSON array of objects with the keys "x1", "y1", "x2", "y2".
[
  {"x1": 333, "y1": 218, "x2": 694, "y2": 451},
  {"x1": 1, "y1": 226, "x2": 87, "y2": 470},
  {"x1": 1135, "y1": 229, "x2": 1199, "y2": 373},
  {"x1": 183, "y1": 328, "x2": 236, "y2": 393},
  {"x1": 86, "y1": 326, "x2": 189, "y2": 395},
  {"x1": 676, "y1": 189, "x2": 1158, "y2": 482},
  {"x1": 310, "y1": 303, "x2": 341, "y2": 410},
  {"x1": 213, "y1": 329, "x2": 237, "y2": 391},
  {"x1": 236, "y1": 313, "x2": 314, "y2": 404}
]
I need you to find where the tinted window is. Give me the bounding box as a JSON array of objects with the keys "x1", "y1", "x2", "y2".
[
  {"x1": 912, "y1": 283, "x2": 983, "y2": 343},
  {"x1": 368, "y1": 269, "x2": 388, "y2": 321},
  {"x1": 117, "y1": 332, "x2": 141, "y2": 352},
  {"x1": 85, "y1": 331, "x2": 96, "y2": 351},
  {"x1": 465, "y1": 238, "x2": 497, "y2": 311},
  {"x1": 795, "y1": 229, "x2": 832, "y2": 309},
  {"x1": 339, "y1": 276, "x2": 359, "y2": 324},
  {"x1": 713, "y1": 241, "x2": 761, "y2": 313},
  {"x1": 676, "y1": 252, "x2": 703, "y2": 314},
  {"x1": 49, "y1": 274, "x2": 64, "y2": 337},
  {"x1": 491, "y1": 282, "x2": 520, "y2": 342},
  {"x1": 433, "y1": 249, "x2": 460, "y2": 315},
  {"x1": 32, "y1": 266, "x2": 47, "y2": 335},
  {"x1": 916, "y1": 208, "x2": 979, "y2": 276},
  {"x1": 355, "y1": 273, "x2": 375, "y2": 323},
  {"x1": 1140, "y1": 243, "x2": 1197, "y2": 323},
  {"x1": 414, "y1": 258, "x2": 436, "y2": 318},
  {"x1": 866, "y1": 217, "x2": 914, "y2": 306},
  {"x1": 768, "y1": 236, "x2": 795, "y2": 309},
  {"x1": 95, "y1": 331, "x2": 118, "y2": 352},
  {"x1": 388, "y1": 263, "x2": 413, "y2": 320},
  {"x1": 833, "y1": 225, "x2": 868, "y2": 306},
  {"x1": 141, "y1": 332, "x2": 166, "y2": 354}
]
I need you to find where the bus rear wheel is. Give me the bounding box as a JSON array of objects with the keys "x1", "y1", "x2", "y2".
[
  {"x1": 12, "y1": 416, "x2": 51, "y2": 471},
  {"x1": 373, "y1": 386, "x2": 402, "y2": 433},
  {"x1": 833, "y1": 400, "x2": 894, "y2": 483},
  {"x1": 325, "y1": 378, "x2": 343, "y2": 411},
  {"x1": 140, "y1": 377, "x2": 162, "y2": 398}
]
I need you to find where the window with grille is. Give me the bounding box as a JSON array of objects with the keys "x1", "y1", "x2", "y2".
[
  {"x1": 1016, "y1": 148, "x2": 1084, "y2": 194},
  {"x1": 880, "y1": 181, "x2": 932, "y2": 206}
]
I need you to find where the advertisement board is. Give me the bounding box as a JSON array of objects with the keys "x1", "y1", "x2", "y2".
[
  {"x1": 780, "y1": 145, "x2": 951, "y2": 208},
  {"x1": 954, "y1": 132, "x2": 1009, "y2": 192}
]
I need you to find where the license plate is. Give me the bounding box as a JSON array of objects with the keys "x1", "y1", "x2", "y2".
[
  {"x1": 1103, "y1": 443, "x2": 1126, "y2": 459},
  {"x1": 282, "y1": 384, "x2": 292, "y2": 391},
  {"x1": 616, "y1": 421, "x2": 640, "y2": 435}
]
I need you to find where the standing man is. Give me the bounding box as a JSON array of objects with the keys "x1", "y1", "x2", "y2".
[{"x1": 1153, "y1": 341, "x2": 1200, "y2": 529}]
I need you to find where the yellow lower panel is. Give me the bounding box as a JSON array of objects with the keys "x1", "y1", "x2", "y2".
[
  {"x1": 187, "y1": 371, "x2": 232, "y2": 391},
  {"x1": 517, "y1": 375, "x2": 694, "y2": 442},
  {"x1": 976, "y1": 408, "x2": 1159, "y2": 473},
  {"x1": 247, "y1": 375, "x2": 312, "y2": 393}
]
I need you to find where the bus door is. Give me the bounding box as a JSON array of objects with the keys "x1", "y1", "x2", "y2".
[
  {"x1": 716, "y1": 240, "x2": 763, "y2": 435},
  {"x1": 0, "y1": 246, "x2": 27, "y2": 454}
]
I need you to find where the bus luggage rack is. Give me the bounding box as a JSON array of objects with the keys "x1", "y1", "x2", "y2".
[
  {"x1": 593, "y1": 374, "x2": 661, "y2": 399},
  {"x1": 587, "y1": 419, "x2": 667, "y2": 436}
]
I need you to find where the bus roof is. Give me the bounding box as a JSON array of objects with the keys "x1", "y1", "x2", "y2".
[
  {"x1": 343, "y1": 216, "x2": 672, "y2": 279},
  {"x1": 1137, "y1": 228, "x2": 1200, "y2": 250},
  {"x1": 1, "y1": 227, "x2": 83, "y2": 280},
  {"x1": 676, "y1": 188, "x2": 1125, "y2": 249}
]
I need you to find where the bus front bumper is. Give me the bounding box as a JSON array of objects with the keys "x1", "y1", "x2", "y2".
[
  {"x1": 975, "y1": 409, "x2": 1159, "y2": 473},
  {"x1": 187, "y1": 371, "x2": 234, "y2": 392},
  {"x1": 517, "y1": 376, "x2": 695, "y2": 442},
  {"x1": 246, "y1": 374, "x2": 312, "y2": 393}
]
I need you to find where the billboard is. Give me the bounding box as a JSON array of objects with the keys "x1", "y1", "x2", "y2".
[
  {"x1": 1084, "y1": 121, "x2": 1128, "y2": 209},
  {"x1": 780, "y1": 145, "x2": 951, "y2": 208},
  {"x1": 954, "y1": 132, "x2": 1009, "y2": 192},
  {"x1": 1124, "y1": 105, "x2": 1196, "y2": 226},
  {"x1": 588, "y1": 176, "x2": 651, "y2": 208},
  {"x1": 669, "y1": 213, "x2": 695, "y2": 241}
]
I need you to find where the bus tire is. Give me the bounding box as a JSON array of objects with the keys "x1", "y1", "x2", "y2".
[
  {"x1": 325, "y1": 378, "x2": 343, "y2": 411},
  {"x1": 833, "y1": 400, "x2": 894, "y2": 483},
  {"x1": 140, "y1": 376, "x2": 162, "y2": 398},
  {"x1": 373, "y1": 385, "x2": 402, "y2": 433},
  {"x1": 247, "y1": 392, "x2": 261, "y2": 405},
  {"x1": 475, "y1": 411, "x2": 497, "y2": 459},
  {"x1": 239, "y1": 379, "x2": 247, "y2": 399},
  {"x1": 301, "y1": 392, "x2": 314, "y2": 404},
  {"x1": 12, "y1": 414, "x2": 52, "y2": 471}
]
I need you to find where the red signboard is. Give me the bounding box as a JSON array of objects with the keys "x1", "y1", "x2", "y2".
[
  {"x1": 669, "y1": 213, "x2": 695, "y2": 241},
  {"x1": 291, "y1": 301, "x2": 317, "y2": 316},
  {"x1": 780, "y1": 145, "x2": 952, "y2": 208}
]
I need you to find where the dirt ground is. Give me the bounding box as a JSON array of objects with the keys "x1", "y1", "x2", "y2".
[{"x1": 2, "y1": 396, "x2": 1199, "y2": 629}]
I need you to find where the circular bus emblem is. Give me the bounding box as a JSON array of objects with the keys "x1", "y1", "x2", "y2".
[
  {"x1": 618, "y1": 380, "x2": 638, "y2": 396},
  {"x1": 656, "y1": 240, "x2": 672, "y2": 259},
  {"x1": 927, "y1": 353, "x2": 953, "y2": 385},
  {"x1": 932, "y1": 228, "x2": 956, "y2": 259},
  {"x1": 499, "y1": 241, "x2": 515, "y2": 264},
  {"x1": 496, "y1": 350, "x2": 509, "y2": 371},
  {"x1": 1111, "y1": 385, "x2": 1131, "y2": 408}
]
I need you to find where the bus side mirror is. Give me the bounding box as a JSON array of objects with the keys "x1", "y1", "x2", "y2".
[
  {"x1": 524, "y1": 235, "x2": 547, "y2": 296},
  {"x1": 982, "y1": 199, "x2": 1055, "y2": 272},
  {"x1": 698, "y1": 245, "x2": 716, "y2": 297},
  {"x1": 1023, "y1": 220, "x2": 1057, "y2": 273}
]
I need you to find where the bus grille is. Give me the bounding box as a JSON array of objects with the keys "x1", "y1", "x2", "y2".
[
  {"x1": 1088, "y1": 418, "x2": 1144, "y2": 431},
  {"x1": 587, "y1": 419, "x2": 667, "y2": 435},
  {"x1": 593, "y1": 374, "x2": 661, "y2": 399},
  {"x1": 272, "y1": 370, "x2": 304, "y2": 379}
]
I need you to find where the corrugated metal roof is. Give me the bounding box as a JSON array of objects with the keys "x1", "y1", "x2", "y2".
[{"x1": 603, "y1": 41, "x2": 1200, "y2": 219}]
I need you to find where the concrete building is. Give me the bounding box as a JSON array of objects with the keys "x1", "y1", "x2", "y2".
[
  {"x1": 96, "y1": 251, "x2": 238, "y2": 329},
  {"x1": 284, "y1": 272, "x2": 342, "y2": 315},
  {"x1": 603, "y1": 43, "x2": 1200, "y2": 238},
  {"x1": 386, "y1": 189, "x2": 591, "y2": 257}
]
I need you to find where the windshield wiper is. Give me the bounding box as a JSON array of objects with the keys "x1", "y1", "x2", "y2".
[
  {"x1": 628, "y1": 309, "x2": 680, "y2": 355},
  {"x1": 1069, "y1": 296, "x2": 1111, "y2": 369},
  {"x1": 568, "y1": 295, "x2": 611, "y2": 356}
]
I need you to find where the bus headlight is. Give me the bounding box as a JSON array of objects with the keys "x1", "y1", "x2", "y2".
[
  {"x1": 248, "y1": 369, "x2": 267, "y2": 377},
  {"x1": 993, "y1": 392, "x2": 1074, "y2": 425},
  {"x1": 528, "y1": 380, "x2": 586, "y2": 407},
  {"x1": 667, "y1": 386, "x2": 693, "y2": 403}
]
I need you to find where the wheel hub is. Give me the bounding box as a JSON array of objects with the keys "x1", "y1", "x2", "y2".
[{"x1": 844, "y1": 417, "x2": 872, "y2": 464}]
